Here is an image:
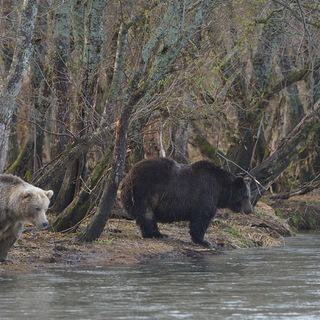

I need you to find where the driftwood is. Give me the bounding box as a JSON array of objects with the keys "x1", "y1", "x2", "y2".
[{"x1": 251, "y1": 223, "x2": 276, "y2": 230}]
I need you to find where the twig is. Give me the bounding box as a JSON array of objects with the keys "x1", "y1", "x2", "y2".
[
  {"x1": 250, "y1": 114, "x2": 264, "y2": 169},
  {"x1": 15, "y1": 113, "x2": 75, "y2": 139},
  {"x1": 216, "y1": 151, "x2": 268, "y2": 191}
]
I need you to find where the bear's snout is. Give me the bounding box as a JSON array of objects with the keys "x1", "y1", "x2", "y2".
[
  {"x1": 34, "y1": 217, "x2": 49, "y2": 229},
  {"x1": 41, "y1": 221, "x2": 49, "y2": 229},
  {"x1": 241, "y1": 201, "x2": 253, "y2": 215},
  {"x1": 243, "y1": 206, "x2": 253, "y2": 215}
]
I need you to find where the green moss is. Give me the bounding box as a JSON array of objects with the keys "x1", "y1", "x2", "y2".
[
  {"x1": 274, "y1": 209, "x2": 283, "y2": 219},
  {"x1": 213, "y1": 220, "x2": 250, "y2": 248},
  {"x1": 228, "y1": 226, "x2": 249, "y2": 247},
  {"x1": 307, "y1": 216, "x2": 317, "y2": 229},
  {"x1": 290, "y1": 212, "x2": 317, "y2": 230},
  {"x1": 96, "y1": 239, "x2": 114, "y2": 245}
]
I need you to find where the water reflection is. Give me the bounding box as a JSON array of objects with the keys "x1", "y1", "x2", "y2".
[{"x1": 1, "y1": 232, "x2": 320, "y2": 320}]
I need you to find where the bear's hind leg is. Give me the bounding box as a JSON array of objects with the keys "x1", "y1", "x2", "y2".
[{"x1": 136, "y1": 208, "x2": 164, "y2": 239}]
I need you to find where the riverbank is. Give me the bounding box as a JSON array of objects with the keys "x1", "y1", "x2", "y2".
[{"x1": 1, "y1": 195, "x2": 303, "y2": 272}]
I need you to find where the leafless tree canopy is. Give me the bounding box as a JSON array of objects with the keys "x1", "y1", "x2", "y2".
[{"x1": 0, "y1": 0, "x2": 319, "y2": 240}]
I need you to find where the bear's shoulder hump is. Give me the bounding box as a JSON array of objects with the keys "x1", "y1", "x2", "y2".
[{"x1": 0, "y1": 174, "x2": 24, "y2": 186}]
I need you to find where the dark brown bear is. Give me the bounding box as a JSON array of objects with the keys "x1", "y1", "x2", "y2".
[{"x1": 120, "y1": 157, "x2": 253, "y2": 248}]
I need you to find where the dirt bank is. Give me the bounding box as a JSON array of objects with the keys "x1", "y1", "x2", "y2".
[
  {"x1": 266, "y1": 189, "x2": 320, "y2": 230},
  {"x1": 0, "y1": 199, "x2": 296, "y2": 272}
]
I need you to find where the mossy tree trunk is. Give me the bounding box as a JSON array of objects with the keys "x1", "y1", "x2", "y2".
[
  {"x1": 226, "y1": 8, "x2": 281, "y2": 172},
  {"x1": 190, "y1": 121, "x2": 221, "y2": 165},
  {"x1": 249, "y1": 100, "x2": 320, "y2": 204},
  {"x1": 7, "y1": 2, "x2": 63, "y2": 180},
  {"x1": 280, "y1": 49, "x2": 305, "y2": 137},
  {"x1": 54, "y1": 0, "x2": 107, "y2": 210},
  {"x1": 0, "y1": 0, "x2": 39, "y2": 173},
  {"x1": 51, "y1": 146, "x2": 113, "y2": 231},
  {"x1": 49, "y1": 0, "x2": 73, "y2": 209},
  {"x1": 309, "y1": 70, "x2": 320, "y2": 176},
  {"x1": 50, "y1": 0, "x2": 71, "y2": 157},
  {"x1": 143, "y1": 116, "x2": 165, "y2": 159},
  {"x1": 166, "y1": 119, "x2": 189, "y2": 164}
]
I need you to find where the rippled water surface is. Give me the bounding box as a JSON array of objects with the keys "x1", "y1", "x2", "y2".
[{"x1": 1, "y1": 232, "x2": 320, "y2": 320}]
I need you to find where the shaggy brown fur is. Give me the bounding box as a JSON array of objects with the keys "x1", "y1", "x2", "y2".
[{"x1": 121, "y1": 158, "x2": 252, "y2": 248}]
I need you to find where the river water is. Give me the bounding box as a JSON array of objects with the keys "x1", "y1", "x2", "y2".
[{"x1": 1, "y1": 231, "x2": 320, "y2": 320}]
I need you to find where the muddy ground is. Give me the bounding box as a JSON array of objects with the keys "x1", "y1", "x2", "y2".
[{"x1": 1, "y1": 191, "x2": 319, "y2": 272}]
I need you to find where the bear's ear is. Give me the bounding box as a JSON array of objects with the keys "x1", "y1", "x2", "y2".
[
  {"x1": 234, "y1": 176, "x2": 245, "y2": 187},
  {"x1": 45, "y1": 190, "x2": 54, "y2": 199},
  {"x1": 22, "y1": 191, "x2": 33, "y2": 199},
  {"x1": 244, "y1": 176, "x2": 251, "y2": 184}
]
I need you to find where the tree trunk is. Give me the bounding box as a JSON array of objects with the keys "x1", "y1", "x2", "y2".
[
  {"x1": 168, "y1": 120, "x2": 189, "y2": 164},
  {"x1": 309, "y1": 70, "x2": 320, "y2": 175},
  {"x1": 0, "y1": 0, "x2": 39, "y2": 172},
  {"x1": 71, "y1": 0, "x2": 84, "y2": 52},
  {"x1": 50, "y1": 0, "x2": 73, "y2": 209},
  {"x1": 51, "y1": 0, "x2": 71, "y2": 157},
  {"x1": 78, "y1": 103, "x2": 135, "y2": 242},
  {"x1": 0, "y1": 0, "x2": 17, "y2": 74},
  {"x1": 190, "y1": 121, "x2": 221, "y2": 165},
  {"x1": 280, "y1": 49, "x2": 304, "y2": 136},
  {"x1": 7, "y1": 3, "x2": 50, "y2": 177},
  {"x1": 249, "y1": 100, "x2": 320, "y2": 204},
  {"x1": 51, "y1": 146, "x2": 113, "y2": 231},
  {"x1": 6, "y1": 135, "x2": 34, "y2": 176},
  {"x1": 227, "y1": 9, "x2": 281, "y2": 171},
  {"x1": 61, "y1": 0, "x2": 108, "y2": 207},
  {"x1": 143, "y1": 116, "x2": 165, "y2": 159},
  {"x1": 77, "y1": 0, "x2": 107, "y2": 130},
  {"x1": 103, "y1": 22, "x2": 129, "y2": 125}
]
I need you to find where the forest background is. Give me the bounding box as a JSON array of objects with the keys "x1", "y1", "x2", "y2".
[{"x1": 0, "y1": 0, "x2": 319, "y2": 242}]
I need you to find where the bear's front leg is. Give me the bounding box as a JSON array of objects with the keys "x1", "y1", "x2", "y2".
[
  {"x1": 189, "y1": 209, "x2": 214, "y2": 248},
  {"x1": 0, "y1": 258, "x2": 14, "y2": 264},
  {"x1": 0, "y1": 235, "x2": 18, "y2": 262}
]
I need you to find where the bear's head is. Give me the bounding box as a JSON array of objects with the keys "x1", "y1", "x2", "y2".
[
  {"x1": 20, "y1": 188, "x2": 54, "y2": 229},
  {"x1": 229, "y1": 176, "x2": 253, "y2": 215}
]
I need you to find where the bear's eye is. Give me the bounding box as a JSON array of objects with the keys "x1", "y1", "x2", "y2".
[{"x1": 35, "y1": 206, "x2": 41, "y2": 211}]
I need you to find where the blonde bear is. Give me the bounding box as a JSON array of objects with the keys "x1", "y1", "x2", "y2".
[{"x1": 0, "y1": 174, "x2": 53, "y2": 262}]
